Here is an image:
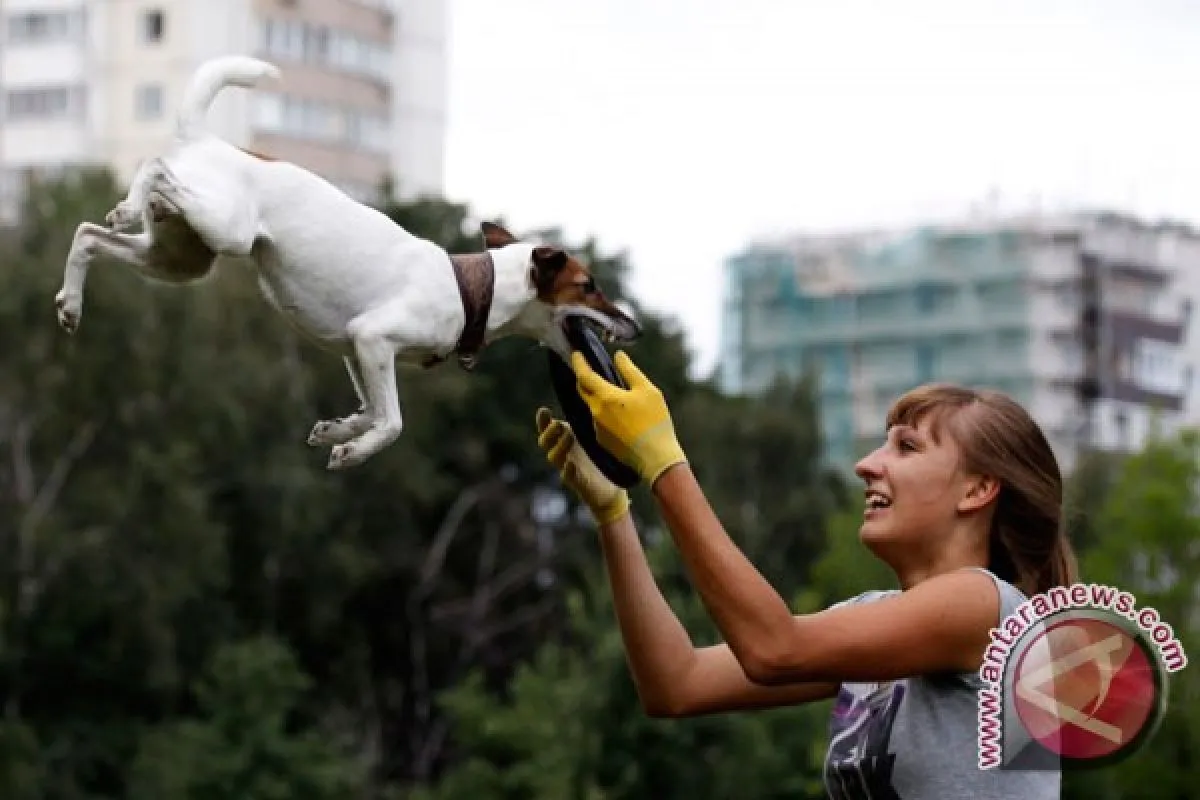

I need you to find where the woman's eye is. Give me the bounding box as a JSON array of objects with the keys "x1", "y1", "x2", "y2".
[{"x1": 899, "y1": 439, "x2": 917, "y2": 452}]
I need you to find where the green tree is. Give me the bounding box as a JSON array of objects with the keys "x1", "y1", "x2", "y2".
[
  {"x1": 126, "y1": 636, "x2": 364, "y2": 800},
  {"x1": 1062, "y1": 428, "x2": 1199, "y2": 800},
  {"x1": 414, "y1": 549, "x2": 835, "y2": 800},
  {"x1": 1062, "y1": 447, "x2": 1129, "y2": 555},
  {"x1": 0, "y1": 719, "x2": 43, "y2": 800}
]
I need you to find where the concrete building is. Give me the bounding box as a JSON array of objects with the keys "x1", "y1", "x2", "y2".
[
  {"x1": 0, "y1": 0, "x2": 448, "y2": 222},
  {"x1": 718, "y1": 211, "x2": 1200, "y2": 475}
]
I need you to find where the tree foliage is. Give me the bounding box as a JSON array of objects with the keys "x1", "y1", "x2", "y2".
[{"x1": 1060, "y1": 432, "x2": 1200, "y2": 800}]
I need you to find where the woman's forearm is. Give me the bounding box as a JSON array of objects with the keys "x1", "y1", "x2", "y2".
[
  {"x1": 650, "y1": 464, "x2": 797, "y2": 678},
  {"x1": 596, "y1": 512, "x2": 699, "y2": 712}
]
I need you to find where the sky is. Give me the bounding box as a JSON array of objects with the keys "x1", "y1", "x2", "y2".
[{"x1": 442, "y1": 0, "x2": 1200, "y2": 379}]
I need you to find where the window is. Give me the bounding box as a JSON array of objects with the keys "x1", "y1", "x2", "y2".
[
  {"x1": 252, "y1": 93, "x2": 391, "y2": 152},
  {"x1": 1055, "y1": 284, "x2": 1078, "y2": 310},
  {"x1": 141, "y1": 10, "x2": 164, "y2": 43},
  {"x1": 0, "y1": 168, "x2": 25, "y2": 223},
  {"x1": 915, "y1": 344, "x2": 936, "y2": 382},
  {"x1": 858, "y1": 290, "x2": 904, "y2": 319},
  {"x1": 306, "y1": 25, "x2": 330, "y2": 61},
  {"x1": 6, "y1": 86, "x2": 87, "y2": 122},
  {"x1": 915, "y1": 283, "x2": 936, "y2": 313},
  {"x1": 996, "y1": 330, "x2": 1027, "y2": 351},
  {"x1": 1114, "y1": 411, "x2": 1129, "y2": 449},
  {"x1": 260, "y1": 18, "x2": 391, "y2": 79},
  {"x1": 6, "y1": 9, "x2": 86, "y2": 44},
  {"x1": 134, "y1": 83, "x2": 163, "y2": 120},
  {"x1": 1130, "y1": 339, "x2": 1185, "y2": 395},
  {"x1": 0, "y1": 168, "x2": 21, "y2": 196},
  {"x1": 977, "y1": 277, "x2": 1025, "y2": 310}
]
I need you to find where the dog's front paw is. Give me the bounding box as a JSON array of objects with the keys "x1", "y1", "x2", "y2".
[
  {"x1": 55, "y1": 288, "x2": 81, "y2": 334},
  {"x1": 105, "y1": 203, "x2": 139, "y2": 231}
]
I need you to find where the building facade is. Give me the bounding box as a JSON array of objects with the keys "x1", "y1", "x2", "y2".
[
  {"x1": 719, "y1": 212, "x2": 1199, "y2": 474},
  {"x1": 0, "y1": 0, "x2": 447, "y2": 222}
]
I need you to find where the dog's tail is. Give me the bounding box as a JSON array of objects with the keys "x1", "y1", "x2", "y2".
[{"x1": 176, "y1": 55, "x2": 281, "y2": 140}]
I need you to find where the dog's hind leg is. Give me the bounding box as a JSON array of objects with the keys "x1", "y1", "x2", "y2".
[
  {"x1": 55, "y1": 223, "x2": 153, "y2": 333},
  {"x1": 307, "y1": 356, "x2": 374, "y2": 447},
  {"x1": 325, "y1": 309, "x2": 407, "y2": 470},
  {"x1": 144, "y1": 158, "x2": 259, "y2": 257},
  {"x1": 105, "y1": 159, "x2": 155, "y2": 231}
]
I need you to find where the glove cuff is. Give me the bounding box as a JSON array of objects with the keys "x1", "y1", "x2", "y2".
[
  {"x1": 644, "y1": 454, "x2": 687, "y2": 489},
  {"x1": 629, "y1": 421, "x2": 687, "y2": 487},
  {"x1": 593, "y1": 490, "x2": 631, "y2": 526}
]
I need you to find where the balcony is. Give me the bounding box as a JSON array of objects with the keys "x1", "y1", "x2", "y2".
[
  {"x1": 1106, "y1": 311, "x2": 1185, "y2": 347},
  {"x1": 1081, "y1": 226, "x2": 1171, "y2": 281}
]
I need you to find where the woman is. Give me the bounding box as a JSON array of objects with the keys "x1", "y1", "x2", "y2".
[{"x1": 534, "y1": 350, "x2": 1077, "y2": 800}]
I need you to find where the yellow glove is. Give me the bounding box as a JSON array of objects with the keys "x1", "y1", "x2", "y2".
[
  {"x1": 535, "y1": 407, "x2": 630, "y2": 525},
  {"x1": 569, "y1": 350, "x2": 687, "y2": 487}
]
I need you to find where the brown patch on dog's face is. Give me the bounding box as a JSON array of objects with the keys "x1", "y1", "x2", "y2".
[
  {"x1": 530, "y1": 245, "x2": 641, "y2": 342},
  {"x1": 529, "y1": 245, "x2": 586, "y2": 303}
]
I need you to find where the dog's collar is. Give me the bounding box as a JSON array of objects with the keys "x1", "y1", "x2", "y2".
[{"x1": 424, "y1": 251, "x2": 495, "y2": 370}]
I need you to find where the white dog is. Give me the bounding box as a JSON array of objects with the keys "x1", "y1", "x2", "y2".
[{"x1": 55, "y1": 55, "x2": 640, "y2": 469}]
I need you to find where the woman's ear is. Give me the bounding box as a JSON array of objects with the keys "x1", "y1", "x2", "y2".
[{"x1": 959, "y1": 474, "x2": 1001, "y2": 514}]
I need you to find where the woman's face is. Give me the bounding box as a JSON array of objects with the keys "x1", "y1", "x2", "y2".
[{"x1": 853, "y1": 414, "x2": 970, "y2": 549}]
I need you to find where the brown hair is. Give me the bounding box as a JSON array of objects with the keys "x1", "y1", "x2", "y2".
[{"x1": 885, "y1": 383, "x2": 1079, "y2": 597}]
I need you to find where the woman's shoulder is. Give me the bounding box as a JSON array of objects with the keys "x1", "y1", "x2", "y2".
[
  {"x1": 830, "y1": 567, "x2": 1026, "y2": 620},
  {"x1": 955, "y1": 566, "x2": 1030, "y2": 625}
]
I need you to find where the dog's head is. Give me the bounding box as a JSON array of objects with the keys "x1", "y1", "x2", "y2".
[{"x1": 482, "y1": 222, "x2": 641, "y2": 357}]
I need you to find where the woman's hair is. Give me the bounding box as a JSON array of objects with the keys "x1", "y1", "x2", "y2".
[{"x1": 885, "y1": 383, "x2": 1079, "y2": 597}]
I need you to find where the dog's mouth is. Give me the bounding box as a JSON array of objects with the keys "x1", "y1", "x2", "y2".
[{"x1": 556, "y1": 305, "x2": 641, "y2": 345}]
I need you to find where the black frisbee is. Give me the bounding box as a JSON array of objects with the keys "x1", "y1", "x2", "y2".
[{"x1": 546, "y1": 317, "x2": 640, "y2": 489}]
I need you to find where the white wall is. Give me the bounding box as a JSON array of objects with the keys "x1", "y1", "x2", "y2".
[{"x1": 390, "y1": 0, "x2": 448, "y2": 198}]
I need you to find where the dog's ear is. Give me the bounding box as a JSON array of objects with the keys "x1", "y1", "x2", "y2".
[
  {"x1": 530, "y1": 245, "x2": 569, "y2": 291},
  {"x1": 482, "y1": 221, "x2": 518, "y2": 249}
]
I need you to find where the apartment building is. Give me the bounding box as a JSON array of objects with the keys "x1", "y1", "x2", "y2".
[
  {"x1": 0, "y1": 0, "x2": 447, "y2": 222},
  {"x1": 718, "y1": 212, "x2": 1200, "y2": 474}
]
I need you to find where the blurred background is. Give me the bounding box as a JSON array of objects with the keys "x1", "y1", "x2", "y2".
[{"x1": 1, "y1": 0, "x2": 1197, "y2": 798}]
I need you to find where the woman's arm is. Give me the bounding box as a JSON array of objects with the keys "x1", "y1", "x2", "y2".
[
  {"x1": 567, "y1": 351, "x2": 997, "y2": 690},
  {"x1": 596, "y1": 512, "x2": 839, "y2": 717},
  {"x1": 650, "y1": 464, "x2": 999, "y2": 685}
]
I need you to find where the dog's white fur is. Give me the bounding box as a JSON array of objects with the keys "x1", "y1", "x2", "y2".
[{"x1": 55, "y1": 55, "x2": 638, "y2": 469}]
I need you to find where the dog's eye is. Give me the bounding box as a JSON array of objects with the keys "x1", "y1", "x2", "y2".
[{"x1": 579, "y1": 278, "x2": 597, "y2": 294}]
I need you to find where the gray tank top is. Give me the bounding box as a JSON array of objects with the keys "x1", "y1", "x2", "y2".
[{"x1": 822, "y1": 568, "x2": 1060, "y2": 799}]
